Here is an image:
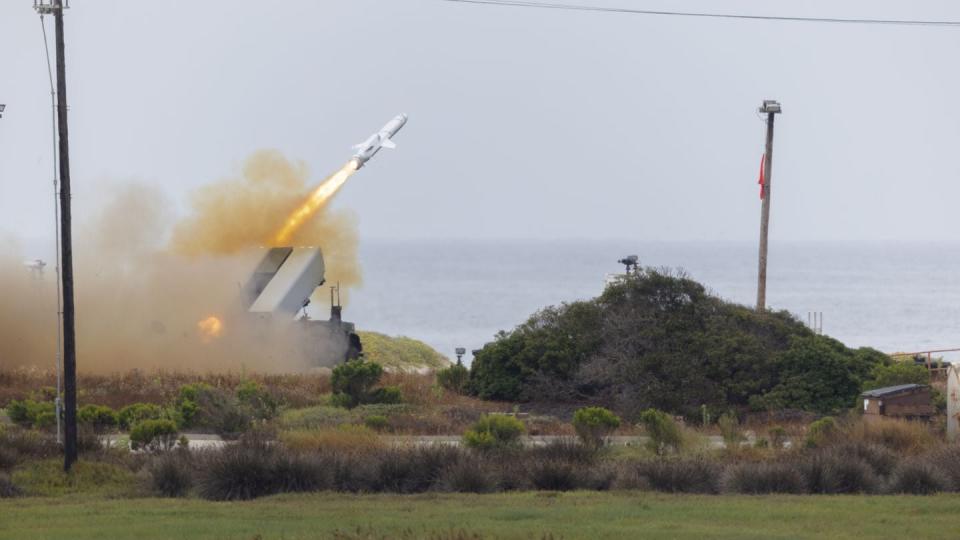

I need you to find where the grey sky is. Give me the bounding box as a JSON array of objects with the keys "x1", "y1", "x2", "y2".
[{"x1": 2, "y1": 0, "x2": 959, "y2": 248}]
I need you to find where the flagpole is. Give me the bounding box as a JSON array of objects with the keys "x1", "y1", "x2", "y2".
[{"x1": 756, "y1": 100, "x2": 781, "y2": 313}]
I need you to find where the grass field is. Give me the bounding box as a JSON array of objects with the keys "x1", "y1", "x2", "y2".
[{"x1": 3, "y1": 492, "x2": 960, "y2": 539}]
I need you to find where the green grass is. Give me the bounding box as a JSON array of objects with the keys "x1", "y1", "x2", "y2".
[
  {"x1": 357, "y1": 331, "x2": 451, "y2": 371},
  {"x1": 2, "y1": 492, "x2": 960, "y2": 539}
]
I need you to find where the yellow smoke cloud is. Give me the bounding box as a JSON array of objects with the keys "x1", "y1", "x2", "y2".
[{"x1": 0, "y1": 150, "x2": 362, "y2": 373}]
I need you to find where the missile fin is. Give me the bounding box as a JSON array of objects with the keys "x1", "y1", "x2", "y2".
[{"x1": 381, "y1": 138, "x2": 396, "y2": 149}]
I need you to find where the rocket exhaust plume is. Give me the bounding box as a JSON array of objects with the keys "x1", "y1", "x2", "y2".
[
  {"x1": 273, "y1": 159, "x2": 358, "y2": 245},
  {"x1": 1, "y1": 150, "x2": 362, "y2": 373}
]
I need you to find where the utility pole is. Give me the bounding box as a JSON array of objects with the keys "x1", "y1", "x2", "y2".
[
  {"x1": 756, "y1": 99, "x2": 781, "y2": 313},
  {"x1": 37, "y1": 0, "x2": 76, "y2": 472}
]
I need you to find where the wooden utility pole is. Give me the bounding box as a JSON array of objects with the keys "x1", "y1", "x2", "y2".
[
  {"x1": 49, "y1": 0, "x2": 77, "y2": 472},
  {"x1": 756, "y1": 100, "x2": 781, "y2": 313}
]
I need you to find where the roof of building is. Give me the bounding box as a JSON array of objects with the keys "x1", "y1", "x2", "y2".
[{"x1": 861, "y1": 383, "x2": 928, "y2": 398}]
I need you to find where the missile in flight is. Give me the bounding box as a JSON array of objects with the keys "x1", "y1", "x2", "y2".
[{"x1": 350, "y1": 114, "x2": 408, "y2": 169}]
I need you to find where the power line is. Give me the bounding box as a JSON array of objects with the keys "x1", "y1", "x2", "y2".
[{"x1": 442, "y1": 0, "x2": 960, "y2": 27}]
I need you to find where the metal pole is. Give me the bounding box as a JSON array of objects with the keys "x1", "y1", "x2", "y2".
[
  {"x1": 38, "y1": 12, "x2": 64, "y2": 446},
  {"x1": 756, "y1": 100, "x2": 780, "y2": 312},
  {"x1": 52, "y1": 0, "x2": 78, "y2": 472}
]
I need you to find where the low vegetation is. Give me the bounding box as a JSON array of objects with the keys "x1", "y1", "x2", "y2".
[{"x1": 356, "y1": 331, "x2": 451, "y2": 371}]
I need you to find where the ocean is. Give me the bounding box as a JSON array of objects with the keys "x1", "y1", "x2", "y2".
[{"x1": 343, "y1": 240, "x2": 960, "y2": 364}]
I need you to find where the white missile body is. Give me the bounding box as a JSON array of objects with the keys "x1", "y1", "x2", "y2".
[{"x1": 351, "y1": 114, "x2": 408, "y2": 168}]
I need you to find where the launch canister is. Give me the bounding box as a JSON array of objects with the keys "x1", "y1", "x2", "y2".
[{"x1": 350, "y1": 114, "x2": 408, "y2": 168}]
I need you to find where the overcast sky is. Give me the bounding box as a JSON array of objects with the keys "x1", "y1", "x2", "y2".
[{"x1": 2, "y1": 0, "x2": 959, "y2": 249}]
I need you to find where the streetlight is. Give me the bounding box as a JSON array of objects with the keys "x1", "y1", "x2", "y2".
[{"x1": 455, "y1": 347, "x2": 466, "y2": 366}]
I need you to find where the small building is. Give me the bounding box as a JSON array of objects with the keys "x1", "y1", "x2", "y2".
[{"x1": 861, "y1": 384, "x2": 934, "y2": 421}]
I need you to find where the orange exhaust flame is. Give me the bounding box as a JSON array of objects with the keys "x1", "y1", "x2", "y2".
[
  {"x1": 197, "y1": 316, "x2": 224, "y2": 343},
  {"x1": 272, "y1": 159, "x2": 358, "y2": 245}
]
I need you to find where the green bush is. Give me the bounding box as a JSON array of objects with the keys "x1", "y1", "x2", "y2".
[
  {"x1": 805, "y1": 416, "x2": 838, "y2": 448},
  {"x1": 6, "y1": 399, "x2": 55, "y2": 429},
  {"x1": 463, "y1": 414, "x2": 525, "y2": 451},
  {"x1": 437, "y1": 364, "x2": 470, "y2": 393},
  {"x1": 130, "y1": 419, "x2": 178, "y2": 452},
  {"x1": 364, "y1": 415, "x2": 389, "y2": 431},
  {"x1": 174, "y1": 383, "x2": 250, "y2": 435},
  {"x1": 369, "y1": 386, "x2": 403, "y2": 405},
  {"x1": 331, "y1": 359, "x2": 384, "y2": 408},
  {"x1": 118, "y1": 403, "x2": 164, "y2": 430},
  {"x1": 236, "y1": 380, "x2": 280, "y2": 420},
  {"x1": 572, "y1": 407, "x2": 620, "y2": 448},
  {"x1": 77, "y1": 405, "x2": 118, "y2": 433},
  {"x1": 638, "y1": 409, "x2": 683, "y2": 455}
]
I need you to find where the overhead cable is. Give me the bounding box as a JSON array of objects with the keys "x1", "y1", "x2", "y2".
[{"x1": 442, "y1": 0, "x2": 960, "y2": 27}]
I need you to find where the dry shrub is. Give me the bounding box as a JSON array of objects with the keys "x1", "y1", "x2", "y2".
[
  {"x1": 527, "y1": 459, "x2": 581, "y2": 491},
  {"x1": 374, "y1": 446, "x2": 462, "y2": 493},
  {"x1": 271, "y1": 452, "x2": 334, "y2": 493},
  {"x1": 149, "y1": 450, "x2": 195, "y2": 497},
  {"x1": 526, "y1": 458, "x2": 615, "y2": 491},
  {"x1": 327, "y1": 452, "x2": 381, "y2": 493},
  {"x1": 722, "y1": 462, "x2": 805, "y2": 494},
  {"x1": 528, "y1": 438, "x2": 597, "y2": 465},
  {"x1": 613, "y1": 460, "x2": 650, "y2": 490},
  {"x1": 280, "y1": 425, "x2": 384, "y2": 453},
  {"x1": 386, "y1": 412, "x2": 454, "y2": 435},
  {"x1": 845, "y1": 419, "x2": 936, "y2": 454},
  {"x1": 888, "y1": 459, "x2": 949, "y2": 494},
  {"x1": 799, "y1": 449, "x2": 879, "y2": 494},
  {"x1": 437, "y1": 457, "x2": 499, "y2": 493},
  {"x1": 639, "y1": 458, "x2": 721, "y2": 494},
  {"x1": 925, "y1": 445, "x2": 960, "y2": 489},
  {"x1": 198, "y1": 440, "x2": 278, "y2": 500},
  {"x1": 830, "y1": 441, "x2": 899, "y2": 477},
  {"x1": 0, "y1": 427, "x2": 60, "y2": 467},
  {"x1": 197, "y1": 436, "x2": 332, "y2": 500}
]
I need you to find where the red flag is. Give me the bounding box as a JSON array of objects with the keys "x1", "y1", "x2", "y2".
[{"x1": 758, "y1": 154, "x2": 766, "y2": 200}]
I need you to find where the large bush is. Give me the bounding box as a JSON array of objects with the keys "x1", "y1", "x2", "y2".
[
  {"x1": 436, "y1": 364, "x2": 470, "y2": 393},
  {"x1": 77, "y1": 405, "x2": 119, "y2": 433},
  {"x1": 463, "y1": 414, "x2": 525, "y2": 451},
  {"x1": 638, "y1": 409, "x2": 683, "y2": 456},
  {"x1": 118, "y1": 403, "x2": 164, "y2": 430},
  {"x1": 6, "y1": 399, "x2": 56, "y2": 430},
  {"x1": 331, "y1": 359, "x2": 385, "y2": 408},
  {"x1": 130, "y1": 419, "x2": 178, "y2": 452},
  {"x1": 468, "y1": 269, "x2": 884, "y2": 416},
  {"x1": 572, "y1": 407, "x2": 620, "y2": 449},
  {"x1": 174, "y1": 383, "x2": 250, "y2": 435},
  {"x1": 236, "y1": 380, "x2": 280, "y2": 421}
]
